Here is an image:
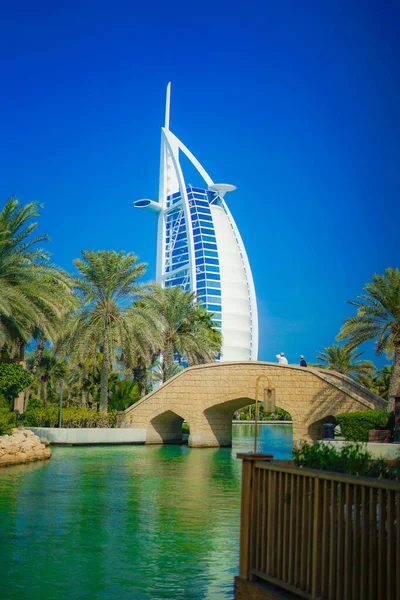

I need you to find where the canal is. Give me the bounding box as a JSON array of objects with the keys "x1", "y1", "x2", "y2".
[{"x1": 0, "y1": 424, "x2": 292, "y2": 600}]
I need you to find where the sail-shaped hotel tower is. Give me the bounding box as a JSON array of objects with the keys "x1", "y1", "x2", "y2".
[{"x1": 134, "y1": 84, "x2": 258, "y2": 361}]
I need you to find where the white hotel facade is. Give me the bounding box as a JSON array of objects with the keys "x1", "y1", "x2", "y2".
[{"x1": 134, "y1": 84, "x2": 258, "y2": 361}]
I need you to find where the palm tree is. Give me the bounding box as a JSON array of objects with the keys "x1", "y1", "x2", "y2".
[
  {"x1": 121, "y1": 300, "x2": 163, "y2": 392},
  {"x1": 373, "y1": 365, "x2": 393, "y2": 399},
  {"x1": 139, "y1": 284, "x2": 222, "y2": 382},
  {"x1": 108, "y1": 378, "x2": 141, "y2": 411},
  {"x1": 148, "y1": 357, "x2": 184, "y2": 386},
  {"x1": 59, "y1": 250, "x2": 147, "y2": 413},
  {"x1": 81, "y1": 361, "x2": 102, "y2": 407},
  {"x1": 315, "y1": 344, "x2": 374, "y2": 381},
  {"x1": 358, "y1": 365, "x2": 393, "y2": 399},
  {"x1": 36, "y1": 350, "x2": 67, "y2": 406},
  {"x1": 0, "y1": 197, "x2": 75, "y2": 351},
  {"x1": 337, "y1": 268, "x2": 400, "y2": 410}
]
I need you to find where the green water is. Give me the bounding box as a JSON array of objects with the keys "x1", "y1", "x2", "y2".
[{"x1": 0, "y1": 424, "x2": 292, "y2": 600}]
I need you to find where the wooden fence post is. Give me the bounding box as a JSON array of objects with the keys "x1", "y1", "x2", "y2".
[
  {"x1": 394, "y1": 396, "x2": 400, "y2": 428},
  {"x1": 311, "y1": 476, "x2": 322, "y2": 599},
  {"x1": 238, "y1": 456, "x2": 253, "y2": 579},
  {"x1": 237, "y1": 453, "x2": 273, "y2": 580}
]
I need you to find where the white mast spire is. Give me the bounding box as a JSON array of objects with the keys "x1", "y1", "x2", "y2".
[{"x1": 165, "y1": 82, "x2": 171, "y2": 130}]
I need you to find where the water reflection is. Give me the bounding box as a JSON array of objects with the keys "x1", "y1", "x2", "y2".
[
  {"x1": 232, "y1": 423, "x2": 293, "y2": 458},
  {"x1": 0, "y1": 424, "x2": 292, "y2": 600}
]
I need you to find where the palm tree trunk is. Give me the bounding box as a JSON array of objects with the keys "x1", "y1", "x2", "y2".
[
  {"x1": 32, "y1": 338, "x2": 45, "y2": 374},
  {"x1": 9, "y1": 343, "x2": 17, "y2": 360},
  {"x1": 24, "y1": 338, "x2": 45, "y2": 409},
  {"x1": 388, "y1": 345, "x2": 400, "y2": 412},
  {"x1": 163, "y1": 344, "x2": 174, "y2": 383},
  {"x1": 43, "y1": 380, "x2": 48, "y2": 407},
  {"x1": 24, "y1": 388, "x2": 31, "y2": 410},
  {"x1": 37, "y1": 380, "x2": 42, "y2": 401},
  {"x1": 138, "y1": 361, "x2": 148, "y2": 396},
  {"x1": 99, "y1": 354, "x2": 109, "y2": 413}
]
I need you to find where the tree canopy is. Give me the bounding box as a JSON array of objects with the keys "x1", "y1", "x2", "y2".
[{"x1": 337, "y1": 268, "x2": 400, "y2": 410}]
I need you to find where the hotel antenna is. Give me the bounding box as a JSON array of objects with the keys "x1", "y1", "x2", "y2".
[{"x1": 165, "y1": 82, "x2": 171, "y2": 130}]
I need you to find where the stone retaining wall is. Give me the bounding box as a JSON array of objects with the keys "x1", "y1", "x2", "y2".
[
  {"x1": 0, "y1": 428, "x2": 51, "y2": 467},
  {"x1": 27, "y1": 427, "x2": 147, "y2": 445},
  {"x1": 321, "y1": 440, "x2": 400, "y2": 460}
]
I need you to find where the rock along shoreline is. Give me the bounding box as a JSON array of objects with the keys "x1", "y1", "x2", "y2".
[{"x1": 0, "y1": 428, "x2": 51, "y2": 467}]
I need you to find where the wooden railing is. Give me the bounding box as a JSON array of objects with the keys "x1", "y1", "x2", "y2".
[{"x1": 238, "y1": 455, "x2": 400, "y2": 600}]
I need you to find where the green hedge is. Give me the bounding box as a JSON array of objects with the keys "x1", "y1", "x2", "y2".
[
  {"x1": 234, "y1": 405, "x2": 292, "y2": 421},
  {"x1": 293, "y1": 441, "x2": 399, "y2": 480},
  {"x1": 23, "y1": 406, "x2": 116, "y2": 428},
  {"x1": 62, "y1": 407, "x2": 116, "y2": 428},
  {"x1": 0, "y1": 409, "x2": 16, "y2": 435},
  {"x1": 263, "y1": 407, "x2": 292, "y2": 421},
  {"x1": 336, "y1": 410, "x2": 390, "y2": 442}
]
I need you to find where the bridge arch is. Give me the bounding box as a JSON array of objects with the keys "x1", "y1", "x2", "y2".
[
  {"x1": 307, "y1": 415, "x2": 337, "y2": 442},
  {"x1": 147, "y1": 410, "x2": 186, "y2": 445},
  {"x1": 124, "y1": 362, "x2": 386, "y2": 448}
]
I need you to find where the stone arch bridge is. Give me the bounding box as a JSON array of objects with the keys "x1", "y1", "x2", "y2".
[{"x1": 124, "y1": 362, "x2": 386, "y2": 447}]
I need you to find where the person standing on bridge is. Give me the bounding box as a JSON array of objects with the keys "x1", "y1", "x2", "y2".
[
  {"x1": 300, "y1": 355, "x2": 307, "y2": 367},
  {"x1": 276, "y1": 352, "x2": 288, "y2": 365}
]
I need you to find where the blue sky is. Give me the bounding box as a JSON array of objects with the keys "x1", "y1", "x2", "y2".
[{"x1": 0, "y1": 1, "x2": 399, "y2": 366}]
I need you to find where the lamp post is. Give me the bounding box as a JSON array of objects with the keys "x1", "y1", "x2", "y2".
[
  {"x1": 59, "y1": 382, "x2": 63, "y2": 428},
  {"x1": 253, "y1": 374, "x2": 275, "y2": 454}
]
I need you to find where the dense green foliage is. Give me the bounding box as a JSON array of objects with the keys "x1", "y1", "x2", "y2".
[
  {"x1": 0, "y1": 362, "x2": 31, "y2": 402},
  {"x1": 337, "y1": 268, "x2": 400, "y2": 410},
  {"x1": 23, "y1": 406, "x2": 59, "y2": 427},
  {"x1": 235, "y1": 405, "x2": 292, "y2": 421},
  {"x1": 336, "y1": 410, "x2": 390, "y2": 442},
  {"x1": 263, "y1": 407, "x2": 292, "y2": 421},
  {"x1": 0, "y1": 408, "x2": 16, "y2": 434},
  {"x1": 357, "y1": 364, "x2": 393, "y2": 399},
  {"x1": 24, "y1": 405, "x2": 116, "y2": 428},
  {"x1": 108, "y1": 379, "x2": 141, "y2": 411},
  {"x1": 293, "y1": 441, "x2": 399, "y2": 480}
]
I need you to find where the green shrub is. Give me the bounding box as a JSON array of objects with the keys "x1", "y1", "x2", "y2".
[
  {"x1": 235, "y1": 405, "x2": 292, "y2": 421},
  {"x1": 336, "y1": 410, "x2": 390, "y2": 442},
  {"x1": 263, "y1": 406, "x2": 292, "y2": 421},
  {"x1": 61, "y1": 407, "x2": 116, "y2": 428},
  {"x1": 108, "y1": 379, "x2": 141, "y2": 411},
  {"x1": 24, "y1": 406, "x2": 59, "y2": 427},
  {"x1": 293, "y1": 441, "x2": 399, "y2": 480},
  {"x1": 0, "y1": 393, "x2": 11, "y2": 410},
  {"x1": 23, "y1": 406, "x2": 116, "y2": 428},
  {"x1": 27, "y1": 399, "x2": 44, "y2": 410},
  {"x1": 0, "y1": 362, "x2": 31, "y2": 401},
  {"x1": 0, "y1": 409, "x2": 16, "y2": 435}
]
